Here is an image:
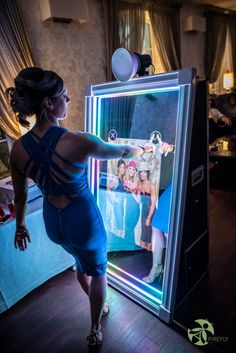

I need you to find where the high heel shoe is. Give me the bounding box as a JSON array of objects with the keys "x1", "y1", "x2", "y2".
[
  {"x1": 102, "y1": 303, "x2": 109, "y2": 316},
  {"x1": 87, "y1": 324, "x2": 102, "y2": 347},
  {"x1": 142, "y1": 264, "x2": 163, "y2": 284}
]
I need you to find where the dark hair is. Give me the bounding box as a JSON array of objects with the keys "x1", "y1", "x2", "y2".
[
  {"x1": 117, "y1": 159, "x2": 126, "y2": 168},
  {"x1": 139, "y1": 170, "x2": 150, "y2": 179},
  {"x1": 6, "y1": 67, "x2": 64, "y2": 127}
]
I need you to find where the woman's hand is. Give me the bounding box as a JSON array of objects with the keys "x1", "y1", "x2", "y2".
[
  {"x1": 219, "y1": 116, "x2": 232, "y2": 128},
  {"x1": 14, "y1": 226, "x2": 31, "y2": 251},
  {"x1": 142, "y1": 141, "x2": 156, "y2": 154},
  {"x1": 145, "y1": 217, "x2": 151, "y2": 226},
  {"x1": 155, "y1": 135, "x2": 175, "y2": 156},
  {"x1": 159, "y1": 142, "x2": 175, "y2": 156}
]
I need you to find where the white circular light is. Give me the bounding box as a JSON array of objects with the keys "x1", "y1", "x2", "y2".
[{"x1": 111, "y1": 48, "x2": 140, "y2": 82}]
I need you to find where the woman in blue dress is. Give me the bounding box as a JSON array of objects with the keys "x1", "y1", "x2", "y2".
[
  {"x1": 142, "y1": 135, "x2": 175, "y2": 284},
  {"x1": 142, "y1": 182, "x2": 172, "y2": 283},
  {"x1": 107, "y1": 159, "x2": 126, "y2": 237},
  {"x1": 123, "y1": 160, "x2": 140, "y2": 247},
  {"x1": 7, "y1": 67, "x2": 144, "y2": 346},
  {"x1": 137, "y1": 162, "x2": 156, "y2": 251}
]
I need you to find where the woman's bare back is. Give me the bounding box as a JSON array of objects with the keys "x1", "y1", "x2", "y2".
[{"x1": 12, "y1": 128, "x2": 90, "y2": 208}]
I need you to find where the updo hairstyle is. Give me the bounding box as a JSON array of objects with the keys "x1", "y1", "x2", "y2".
[{"x1": 6, "y1": 67, "x2": 64, "y2": 127}]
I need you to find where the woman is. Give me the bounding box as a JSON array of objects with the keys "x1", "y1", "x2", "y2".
[
  {"x1": 142, "y1": 182, "x2": 172, "y2": 283},
  {"x1": 107, "y1": 159, "x2": 126, "y2": 237},
  {"x1": 137, "y1": 162, "x2": 156, "y2": 251},
  {"x1": 209, "y1": 96, "x2": 232, "y2": 143},
  {"x1": 123, "y1": 160, "x2": 140, "y2": 246},
  {"x1": 223, "y1": 92, "x2": 236, "y2": 119},
  {"x1": 142, "y1": 137, "x2": 175, "y2": 284},
  {"x1": 6, "y1": 67, "x2": 143, "y2": 347}
]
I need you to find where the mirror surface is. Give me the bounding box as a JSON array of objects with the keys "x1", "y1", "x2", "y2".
[{"x1": 96, "y1": 88, "x2": 179, "y2": 299}]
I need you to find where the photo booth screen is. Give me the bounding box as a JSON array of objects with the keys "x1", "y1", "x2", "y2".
[{"x1": 97, "y1": 89, "x2": 179, "y2": 253}]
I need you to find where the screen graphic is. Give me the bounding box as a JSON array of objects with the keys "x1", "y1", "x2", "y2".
[{"x1": 105, "y1": 137, "x2": 161, "y2": 249}]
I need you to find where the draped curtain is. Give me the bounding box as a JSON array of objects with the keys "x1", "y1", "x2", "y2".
[
  {"x1": 102, "y1": 0, "x2": 145, "y2": 81},
  {"x1": 205, "y1": 11, "x2": 228, "y2": 83},
  {"x1": 148, "y1": 2, "x2": 181, "y2": 71},
  {"x1": 118, "y1": 1, "x2": 145, "y2": 53},
  {"x1": 102, "y1": 0, "x2": 121, "y2": 82},
  {"x1": 228, "y1": 17, "x2": 236, "y2": 78},
  {"x1": 0, "y1": 0, "x2": 34, "y2": 140}
]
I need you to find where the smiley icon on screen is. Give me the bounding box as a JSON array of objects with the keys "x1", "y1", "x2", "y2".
[{"x1": 150, "y1": 130, "x2": 162, "y2": 144}]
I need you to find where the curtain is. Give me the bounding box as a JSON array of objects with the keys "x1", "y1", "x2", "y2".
[
  {"x1": 148, "y1": 2, "x2": 181, "y2": 72},
  {"x1": 228, "y1": 17, "x2": 236, "y2": 79},
  {"x1": 118, "y1": 1, "x2": 145, "y2": 53},
  {"x1": 205, "y1": 11, "x2": 228, "y2": 83},
  {"x1": 102, "y1": 0, "x2": 145, "y2": 81},
  {"x1": 0, "y1": 0, "x2": 34, "y2": 140},
  {"x1": 102, "y1": 0, "x2": 121, "y2": 82}
]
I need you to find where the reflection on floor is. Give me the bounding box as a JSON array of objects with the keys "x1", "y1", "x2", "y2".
[{"x1": 108, "y1": 250, "x2": 164, "y2": 292}]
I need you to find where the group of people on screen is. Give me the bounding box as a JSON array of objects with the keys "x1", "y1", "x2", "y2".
[
  {"x1": 107, "y1": 158, "x2": 156, "y2": 249},
  {"x1": 107, "y1": 157, "x2": 171, "y2": 284}
]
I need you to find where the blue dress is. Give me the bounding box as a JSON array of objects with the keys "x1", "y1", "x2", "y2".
[
  {"x1": 151, "y1": 182, "x2": 172, "y2": 234},
  {"x1": 140, "y1": 191, "x2": 152, "y2": 244},
  {"x1": 111, "y1": 177, "x2": 125, "y2": 232},
  {"x1": 21, "y1": 126, "x2": 107, "y2": 276},
  {"x1": 124, "y1": 186, "x2": 140, "y2": 246}
]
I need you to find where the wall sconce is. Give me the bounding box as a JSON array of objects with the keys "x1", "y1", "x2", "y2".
[
  {"x1": 209, "y1": 82, "x2": 216, "y2": 94},
  {"x1": 223, "y1": 72, "x2": 234, "y2": 93}
]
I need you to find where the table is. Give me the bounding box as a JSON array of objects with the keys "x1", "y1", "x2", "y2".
[
  {"x1": 209, "y1": 136, "x2": 236, "y2": 186},
  {"x1": 0, "y1": 197, "x2": 75, "y2": 313},
  {"x1": 209, "y1": 136, "x2": 236, "y2": 161}
]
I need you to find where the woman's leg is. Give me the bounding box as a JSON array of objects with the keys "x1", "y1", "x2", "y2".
[
  {"x1": 151, "y1": 227, "x2": 165, "y2": 265},
  {"x1": 76, "y1": 271, "x2": 91, "y2": 295},
  {"x1": 89, "y1": 273, "x2": 107, "y2": 329},
  {"x1": 76, "y1": 271, "x2": 107, "y2": 329},
  {"x1": 142, "y1": 227, "x2": 165, "y2": 283}
]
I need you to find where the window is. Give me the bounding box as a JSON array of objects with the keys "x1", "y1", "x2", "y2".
[
  {"x1": 142, "y1": 11, "x2": 165, "y2": 74},
  {"x1": 0, "y1": 129, "x2": 11, "y2": 180},
  {"x1": 118, "y1": 10, "x2": 165, "y2": 75},
  {"x1": 209, "y1": 29, "x2": 233, "y2": 95}
]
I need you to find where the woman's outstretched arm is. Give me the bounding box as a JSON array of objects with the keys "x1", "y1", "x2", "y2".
[{"x1": 82, "y1": 132, "x2": 144, "y2": 160}]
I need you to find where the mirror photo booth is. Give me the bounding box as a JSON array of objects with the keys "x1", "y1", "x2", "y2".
[{"x1": 85, "y1": 68, "x2": 208, "y2": 323}]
